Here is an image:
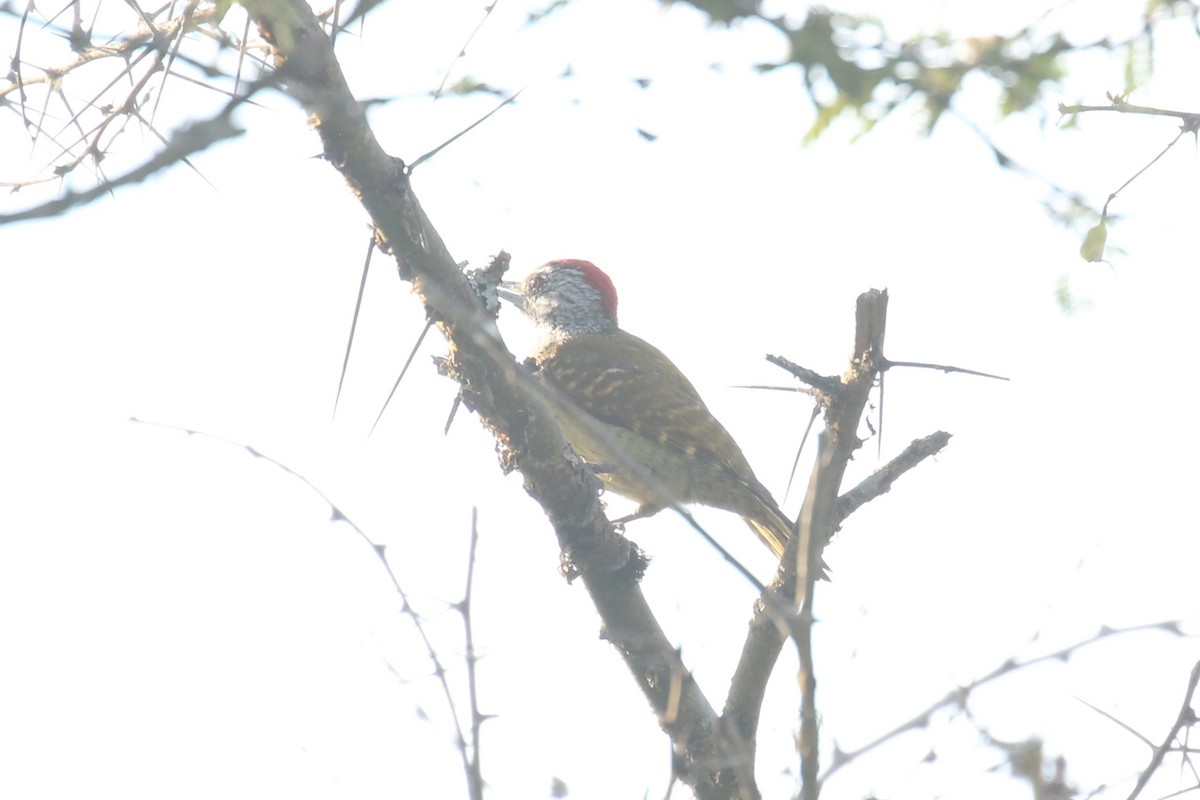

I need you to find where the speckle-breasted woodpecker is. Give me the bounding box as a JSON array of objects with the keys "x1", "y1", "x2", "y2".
[{"x1": 499, "y1": 259, "x2": 794, "y2": 557}]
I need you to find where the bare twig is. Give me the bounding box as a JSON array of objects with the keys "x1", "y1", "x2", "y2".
[
  {"x1": 822, "y1": 621, "x2": 1191, "y2": 781},
  {"x1": 1, "y1": 5, "x2": 223, "y2": 100},
  {"x1": 833, "y1": 431, "x2": 951, "y2": 525},
  {"x1": 128, "y1": 417, "x2": 479, "y2": 791},
  {"x1": 1127, "y1": 658, "x2": 1200, "y2": 800},
  {"x1": 458, "y1": 509, "x2": 486, "y2": 800},
  {"x1": 433, "y1": 1, "x2": 500, "y2": 99},
  {"x1": 0, "y1": 105, "x2": 246, "y2": 224},
  {"x1": 764, "y1": 354, "x2": 842, "y2": 399},
  {"x1": 1058, "y1": 95, "x2": 1200, "y2": 252},
  {"x1": 1097, "y1": 125, "x2": 1192, "y2": 219},
  {"x1": 149, "y1": 0, "x2": 199, "y2": 127},
  {"x1": 1059, "y1": 93, "x2": 1200, "y2": 123},
  {"x1": 1071, "y1": 695, "x2": 1154, "y2": 748},
  {"x1": 1, "y1": 1, "x2": 264, "y2": 203}
]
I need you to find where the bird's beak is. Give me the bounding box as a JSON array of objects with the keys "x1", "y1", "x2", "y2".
[{"x1": 496, "y1": 281, "x2": 524, "y2": 307}]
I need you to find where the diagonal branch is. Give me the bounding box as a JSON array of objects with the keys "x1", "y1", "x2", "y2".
[
  {"x1": 239, "y1": 1, "x2": 739, "y2": 796},
  {"x1": 834, "y1": 431, "x2": 952, "y2": 525},
  {"x1": 1127, "y1": 658, "x2": 1200, "y2": 800}
]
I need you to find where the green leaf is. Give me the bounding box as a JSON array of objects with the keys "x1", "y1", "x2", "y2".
[
  {"x1": 803, "y1": 96, "x2": 848, "y2": 144},
  {"x1": 1079, "y1": 220, "x2": 1107, "y2": 262}
]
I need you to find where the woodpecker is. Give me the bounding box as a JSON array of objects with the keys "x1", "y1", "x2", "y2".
[{"x1": 498, "y1": 259, "x2": 794, "y2": 558}]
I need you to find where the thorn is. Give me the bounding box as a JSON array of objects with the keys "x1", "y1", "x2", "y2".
[
  {"x1": 783, "y1": 405, "x2": 820, "y2": 503},
  {"x1": 883, "y1": 358, "x2": 1010, "y2": 382},
  {"x1": 443, "y1": 393, "x2": 462, "y2": 435},
  {"x1": 409, "y1": 88, "x2": 524, "y2": 170},
  {"x1": 368, "y1": 320, "x2": 434, "y2": 437},
  {"x1": 334, "y1": 236, "x2": 375, "y2": 419}
]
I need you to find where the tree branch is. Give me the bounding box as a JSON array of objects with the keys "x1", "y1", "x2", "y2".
[
  {"x1": 723, "y1": 290, "x2": 951, "y2": 797},
  {"x1": 821, "y1": 620, "x2": 1189, "y2": 780},
  {"x1": 0, "y1": 103, "x2": 246, "y2": 224},
  {"x1": 1127, "y1": 658, "x2": 1200, "y2": 800},
  {"x1": 240, "y1": 2, "x2": 739, "y2": 795},
  {"x1": 834, "y1": 431, "x2": 952, "y2": 525}
]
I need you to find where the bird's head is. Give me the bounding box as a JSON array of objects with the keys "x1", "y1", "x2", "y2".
[{"x1": 499, "y1": 259, "x2": 619, "y2": 336}]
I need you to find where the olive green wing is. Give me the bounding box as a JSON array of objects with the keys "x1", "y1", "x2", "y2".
[{"x1": 535, "y1": 330, "x2": 757, "y2": 478}]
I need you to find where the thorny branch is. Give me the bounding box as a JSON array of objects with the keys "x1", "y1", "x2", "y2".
[
  {"x1": 119, "y1": 5, "x2": 956, "y2": 796},
  {"x1": 0, "y1": 2, "x2": 261, "y2": 186},
  {"x1": 127, "y1": 419, "x2": 484, "y2": 796},
  {"x1": 4, "y1": 3, "x2": 1195, "y2": 799},
  {"x1": 457, "y1": 509, "x2": 486, "y2": 800},
  {"x1": 0, "y1": 3, "x2": 1060, "y2": 798},
  {"x1": 0, "y1": 87, "x2": 256, "y2": 223},
  {"x1": 822, "y1": 621, "x2": 1192, "y2": 781},
  {"x1": 721, "y1": 291, "x2": 954, "y2": 800},
  {"x1": 236, "y1": 3, "x2": 752, "y2": 797},
  {"x1": 1127, "y1": 657, "x2": 1200, "y2": 800}
]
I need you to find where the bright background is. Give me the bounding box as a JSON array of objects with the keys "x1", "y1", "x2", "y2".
[{"x1": 1, "y1": 1, "x2": 1198, "y2": 798}]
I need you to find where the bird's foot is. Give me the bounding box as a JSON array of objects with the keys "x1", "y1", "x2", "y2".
[{"x1": 611, "y1": 503, "x2": 664, "y2": 527}]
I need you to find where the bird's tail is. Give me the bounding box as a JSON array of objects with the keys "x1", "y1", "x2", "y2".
[
  {"x1": 746, "y1": 513, "x2": 791, "y2": 558},
  {"x1": 746, "y1": 510, "x2": 830, "y2": 580}
]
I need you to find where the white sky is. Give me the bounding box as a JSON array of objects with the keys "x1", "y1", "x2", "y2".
[{"x1": 1, "y1": 1, "x2": 1198, "y2": 798}]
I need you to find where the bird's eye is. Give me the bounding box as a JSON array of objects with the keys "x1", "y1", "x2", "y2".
[{"x1": 527, "y1": 274, "x2": 545, "y2": 293}]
